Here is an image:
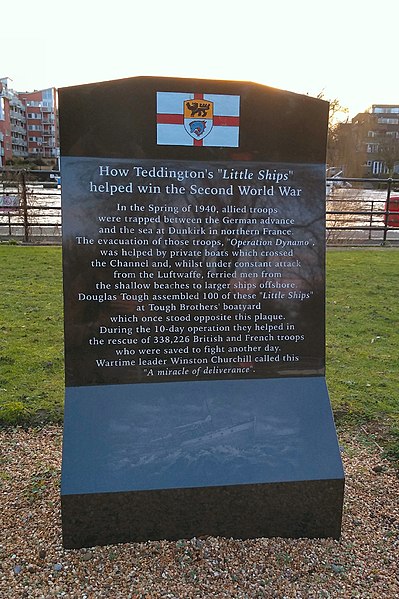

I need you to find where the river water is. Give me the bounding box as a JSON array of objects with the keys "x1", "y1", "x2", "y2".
[{"x1": 0, "y1": 185, "x2": 398, "y2": 244}]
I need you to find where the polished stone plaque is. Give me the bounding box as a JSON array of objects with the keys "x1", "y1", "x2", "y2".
[{"x1": 60, "y1": 76, "x2": 344, "y2": 548}]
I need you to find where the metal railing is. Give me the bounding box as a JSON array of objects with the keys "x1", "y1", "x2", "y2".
[
  {"x1": 0, "y1": 169, "x2": 61, "y2": 243},
  {"x1": 1, "y1": 169, "x2": 398, "y2": 245},
  {"x1": 326, "y1": 176, "x2": 399, "y2": 245}
]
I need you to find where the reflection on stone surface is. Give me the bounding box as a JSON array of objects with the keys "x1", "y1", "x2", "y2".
[
  {"x1": 62, "y1": 378, "x2": 342, "y2": 495},
  {"x1": 62, "y1": 156, "x2": 326, "y2": 387}
]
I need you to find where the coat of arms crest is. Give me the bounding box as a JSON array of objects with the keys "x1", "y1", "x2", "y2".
[{"x1": 183, "y1": 99, "x2": 214, "y2": 140}]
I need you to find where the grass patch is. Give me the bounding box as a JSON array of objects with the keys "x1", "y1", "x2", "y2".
[
  {"x1": 0, "y1": 246, "x2": 398, "y2": 459},
  {"x1": 0, "y1": 245, "x2": 64, "y2": 426},
  {"x1": 326, "y1": 249, "x2": 399, "y2": 460}
]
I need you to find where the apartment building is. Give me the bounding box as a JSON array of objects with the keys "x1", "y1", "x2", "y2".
[
  {"x1": 0, "y1": 78, "x2": 13, "y2": 165},
  {"x1": 0, "y1": 77, "x2": 59, "y2": 166},
  {"x1": 350, "y1": 105, "x2": 399, "y2": 177}
]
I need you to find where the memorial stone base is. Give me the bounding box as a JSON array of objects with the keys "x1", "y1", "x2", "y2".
[{"x1": 61, "y1": 377, "x2": 344, "y2": 549}]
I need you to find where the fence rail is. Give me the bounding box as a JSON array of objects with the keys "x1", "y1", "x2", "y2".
[
  {"x1": 1, "y1": 169, "x2": 399, "y2": 246},
  {"x1": 326, "y1": 176, "x2": 399, "y2": 245},
  {"x1": 0, "y1": 169, "x2": 61, "y2": 243}
]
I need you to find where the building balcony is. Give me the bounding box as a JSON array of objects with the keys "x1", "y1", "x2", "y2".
[
  {"x1": 12, "y1": 125, "x2": 26, "y2": 134},
  {"x1": 10, "y1": 111, "x2": 26, "y2": 121},
  {"x1": 12, "y1": 133, "x2": 27, "y2": 141},
  {"x1": 10, "y1": 119, "x2": 26, "y2": 128},
  {"x1": 12, "y1": 141, "x2": 28, "y2": 149},
  {"x1": 13, "y1": 149, "x2": 28, "y2": 157},
  {"x1": 9, "y1": 102, "x2": 25, "y2": 111}
]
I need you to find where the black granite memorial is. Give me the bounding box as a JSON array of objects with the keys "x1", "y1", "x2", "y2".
[{"x1": 60, "y1": 76, "x2": 344, "y2": 549}]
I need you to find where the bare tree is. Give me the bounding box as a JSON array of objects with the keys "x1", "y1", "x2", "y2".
[{"x1": 317, "y1": 93, "x2": 350, "y2": 170}]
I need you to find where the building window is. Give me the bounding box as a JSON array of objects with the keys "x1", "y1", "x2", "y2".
[
  {"x1": 367, "y1": 144, "x2": 379, "y2": 153},
  {"x1": 372, "y1": 161, "x2": 383, "y2": 174},
  {"x1": 377, "y1": 118, "x2": 399, "y2": 124},
  {"x1": 373, "y1": 106, "x2": 399, "y2": 114}
]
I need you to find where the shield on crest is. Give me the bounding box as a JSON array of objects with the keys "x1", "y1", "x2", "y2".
[{"x1": 183, "y1": 98, "x2": 214, "y2": 140}]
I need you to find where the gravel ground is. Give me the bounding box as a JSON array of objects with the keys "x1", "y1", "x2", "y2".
[{"x1": 0, "y1": 426, "x2": 398, "y2": 598}]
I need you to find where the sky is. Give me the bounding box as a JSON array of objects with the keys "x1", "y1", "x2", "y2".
[{"x1": 1, "y1": 0, "x2": 397, "y2": 121}]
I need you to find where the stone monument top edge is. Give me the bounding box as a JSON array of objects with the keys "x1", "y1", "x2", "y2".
[
  {"x1": 58, "y1": 74, "x2": 328, "y2": 107},
  {"x1": 58, "y1": 75, "x2": 328, "y2": 163}
]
